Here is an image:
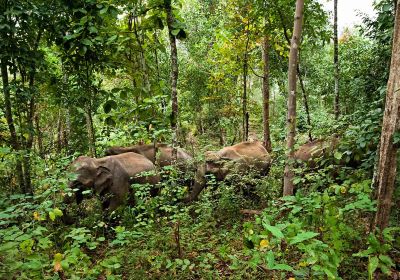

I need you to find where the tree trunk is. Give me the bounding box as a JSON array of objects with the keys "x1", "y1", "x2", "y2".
[
  {"x1": 132, "y1": 14, "x2": 150, "y2": 92},
  {"x1": 242, "y1": 23, "x2": 250, "y2": 142},
  {"x1": 262, "y1": 35, "x2": 272, "y2": 152},
  {"x1": 85, "y1": 103, "x2": 96, "y2": 157},
  {"x1": 34, "y1": 111, "x2": 43, "y2": 157},
  {"x1": 283, "y1": 0, "x2": 305, "y2": 196},
  {"x1": 1, "y1": 58, "x2": 25, "y2": 191},
  {"x1": 243, "y1": 57, "x2": 248, "y2": 142},
  {"x1": 373, "y1": 0, "x2": 400, "y2": 231},
  {"x1": 57, "y1": 109, "x2": 62, "y2": 153},
  {"x1": 23, "y1": 70, "x2": 37, "y2": 195},
  {"x1": 165, "y1": 0, "x2": 179, "y2": 160},
  {"x1": 334, "y1": 0, "x2": 340, "y2": 119}
]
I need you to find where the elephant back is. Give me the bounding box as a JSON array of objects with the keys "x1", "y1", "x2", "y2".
[
  {"x1": 101, "y1": 152, "x2": 156, "y2": 177},
  {"x1": 105, "y1": 143, "x2": 192, "y2": 168}
]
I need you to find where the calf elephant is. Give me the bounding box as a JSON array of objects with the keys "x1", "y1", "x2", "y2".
[
  {"x1": 184, "y1": 141, "x2": 272, "y2": 202},
  {"x1": 105, "y1": 143, "x2": 193, "y2": 167},
  {"x1": 67, "y1": 152, "x2": 160, "y2": 212}
]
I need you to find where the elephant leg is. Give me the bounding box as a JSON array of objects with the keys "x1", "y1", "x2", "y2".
[
  {"x1": 183, "y1": 177, "x2": 206, "y2": 203},
  {"x1": 106, "y1": 196, "x2": 122, "y2": 213}
]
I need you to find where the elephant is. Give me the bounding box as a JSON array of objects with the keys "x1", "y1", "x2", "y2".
[
  {"x1": 183, "y1": 141, "x2": 272, "y2": 202},
  {"x1": 66, "y1": 152, "x2": 160, "y2": 213},
  {"x1": 104, "y1": 143, "x2": 193, "y2": 168},
  {"x1": 293, "y1": 135, "x2": 340, "y2": 166}
]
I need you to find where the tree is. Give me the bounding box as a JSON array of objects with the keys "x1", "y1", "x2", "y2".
[
  {"x1": 373, "y1": 0, "x2": 400, "y2": 231},
  {"x1": 60, "y1": 1, "x2": 119, "y2": 157},
  {"x1": 283, "y1": 0, "x2": 306, "y2": 196},
  {"x1": 334, "y1": 0, "x2": 340, "y2": 119},
  {"x1": 262, "y1": 33, "x2": 272, "y2": 152},
  {"x1": 0, "y1": 0, "x2": 53, "y2": 194},
  {"x1": 165, "y1": 0, "x2": 179, "y2": 158}
]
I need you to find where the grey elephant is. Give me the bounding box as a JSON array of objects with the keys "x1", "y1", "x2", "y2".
[
  {"x1": 67, "y1": 152, "x2": 160, "y2": 212},
  {"x1": 104, "y1": 143, "x2": 193, "y2": 167},
  {"x1": 184, "y1": 141, "x2": 272, "y2": 202}
]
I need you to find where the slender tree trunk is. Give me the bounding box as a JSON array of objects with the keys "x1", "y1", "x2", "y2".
[
  {"x1": 262, "y1": 35, "x2": 272, "y2": 152},
  {"x1": 242, "y1": 23, "x2": 250, "y2": 142},
  {"x1": 65, "y1": 109, "x2": 71, "y2": 154},
  {"x1": 373, "y1": 0, "x2": 400, "y2": 231},
  {"x1": 84, "y1": 61, "x2": 96, "y2": 158},
  {"x1": 23, "y1": 70, "x2": 37, "y2": 195},
  {"x1": 334, "y1": 0, "x2": 340, "y2": 119},
  {"x1": 283, "y1": 0, "x2": 305, "y2": 196},
  {"x1": 34, "y1": 111, "x2": 43, "y2": 157},
  {"x1": 243, "y1": 57, "x2": 248, "y2": 142},
  {"x1": 57, "y1": 110, "x2": 62, "y2": 153},
  {"x1": 165, "y1": 0, "x2": 179, "y2": 159},
  {"x1": 278, "y1": 14, "x2": 313, "y2": 141},
  {"x1": 85, "y1": 103, "x2": 96, "y2": 157},
  {"x1": 1, "y1": 58, "x2": 25, "y2": 190},
  {"x1": 297, "y1": 63, "x2": 313, "y2": 141},
  {"x1": 154, "y1": 32, "x2": 167, "y2": 114},
  {"x1": 133, "y1": 14, "x2": 150, "y2": 92}
]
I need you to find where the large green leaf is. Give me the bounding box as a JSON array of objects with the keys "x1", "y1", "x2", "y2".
[
  {"x1": 368, "y1": 256, "x2": 379, "y2": 279},
  {"x1": 289, "y1": 231, "x2": 319, "y2": 245},
  {"x1": 263, "y1": 223, "x2": 284, "y2": 239}
]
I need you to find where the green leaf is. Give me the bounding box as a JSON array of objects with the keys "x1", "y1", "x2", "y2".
[
  {"x1": 54, "y1": 253, "x2": 63, "y2": 262},
  {"x1": 393, "y1": 131, "x2": 400, "y2": 145},
  {"x1": 171, "y1": 29, "x2": 180, "y2": 36},
  {"x1": 368, "y1": 256, "x2": 379, "y2": 279},
  {"x1": 289, "y1": 231, "x2": 319, "y2": 245},
  {"x1": 25, "y1": 259, "x2": 42, "y2": 270},
  {"x1": 100, "y1": 7, "x2": 108, "y2": 14},
  {"x1": 263, "y1": 223, "x2": 284, "y2": 239},
  {"x1": 271, "y1": 263, "x2": 293, "y2": 271},
  {"x1": 107, "y1": 34, "x2": 118, "y2": 43},
  {"x1": 379, "y1": 255, "x2": 394, "y2": 267},
  {"x1": 334, "y1": 151, "x2": 342, "y2": 160},
  {"x1": 89, "y1": 26, "x2": 98, "y2": 34},
  {"x1": 382, "y1": 3, "x2": 392, "y2": 12},
  {"x1": 49, "y1": 211, "x2": 56, "y2": 221},
  {"x1": 53, "y1": 208, "x2": 63, "y2": 217},
  {"x1": 265, "y1": 250, "x2": 275, "y2": 268},
  {"x1": 81, "y1": 38, "x2": 92, "y2": 46}
]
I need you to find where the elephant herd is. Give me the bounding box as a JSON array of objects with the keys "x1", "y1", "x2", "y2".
[{"x1": 66, "y1": 138, "x2": 336, "y2": 214}]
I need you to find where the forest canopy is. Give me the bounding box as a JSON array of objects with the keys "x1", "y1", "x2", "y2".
[{"x1": 0, "y1": 0, "x2": 399, "y2": 279}]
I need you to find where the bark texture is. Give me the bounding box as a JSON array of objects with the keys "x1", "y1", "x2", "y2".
[
  {"x1": 334, "y1": 0, "x2": 340, "y2": 119},
  {"x1": 262, "y1": 35, "x2": 272, "y2": 152},
  {"x1": 283, "y1": 0, "x2": 305, "y2": 196},
  {"x1": 373, "y1": 0, "x2": 400, "y2": 231}
]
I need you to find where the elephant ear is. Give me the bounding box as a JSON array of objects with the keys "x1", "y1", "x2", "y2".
[{"x1": 94, "y1": 166, "x2": 112, "y2": 195}]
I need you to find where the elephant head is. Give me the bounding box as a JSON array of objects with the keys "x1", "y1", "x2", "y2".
[
  {"x1": 204, "y1": 151, "x2": 232, "y2": 180},
  {"x1": 66, "y1": 152, "x2": 160, "y2": 214},
  {"x1": 184, "y1": 141, "x2": 271, "y2": 202},
  {"x1": 68, "y1": 156, "x2": 113, "y2": 205}
]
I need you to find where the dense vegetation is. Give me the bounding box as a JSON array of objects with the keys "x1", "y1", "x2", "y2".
[{"x1": 0, "y1": 0, "x2": 399, "y2": 279}]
